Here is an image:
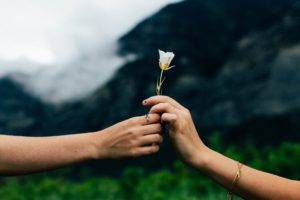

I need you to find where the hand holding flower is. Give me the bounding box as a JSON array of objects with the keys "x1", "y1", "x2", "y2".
[{"x1": 143, "y1": 96, "x2": 208, "y2": 168}]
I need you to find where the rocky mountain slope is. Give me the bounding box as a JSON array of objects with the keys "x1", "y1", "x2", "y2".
[
  {"x1": 0, "y1": 77, "x2": 49, "y2": 135},
  {"x1": 49, "y1": 0, "x2": 299, "y2": 144}
]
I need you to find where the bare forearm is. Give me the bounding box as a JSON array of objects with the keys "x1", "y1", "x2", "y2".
[
  {"x1": 0, "y1": 114, "x2": 163, "y2": 175},
  {"x1": 196, "y1": 148, "x2": 300, "y2": 200},
  {"x1": 0, "y1": 133, "x2": 99, "y2": 175}
]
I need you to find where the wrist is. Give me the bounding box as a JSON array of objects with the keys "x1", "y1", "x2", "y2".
[
  {"x1": 86, "y1": 130, "x2": 109, "y2": 160},
  {"x1": 191, "y1": 145, "x2": 213, "y2": 170}
]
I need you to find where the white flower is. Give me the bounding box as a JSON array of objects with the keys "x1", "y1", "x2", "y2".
[{"x1": 158, "y1": 49, "x2": 175, "y2": 70}]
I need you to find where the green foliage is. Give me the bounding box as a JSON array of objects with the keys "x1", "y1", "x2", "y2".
[{"x1": 0, "y1": 141, "x2": 299, "y2": 200}]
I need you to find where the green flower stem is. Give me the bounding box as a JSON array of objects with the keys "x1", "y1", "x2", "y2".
[{"x1": 156, "y1": 69, "x2": 165, "y2": 95}]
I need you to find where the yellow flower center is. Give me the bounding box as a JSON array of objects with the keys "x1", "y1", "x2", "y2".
[{"x1": 160, "y1": 63, "x2": 169, "y2": 70}]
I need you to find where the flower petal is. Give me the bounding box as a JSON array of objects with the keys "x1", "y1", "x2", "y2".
[
  {"x1": 158, "y1": 49, "x2": 166, "y2": 61},
  {"x1": 159, "y1": 50, "x2": 174, "y2": 63}
]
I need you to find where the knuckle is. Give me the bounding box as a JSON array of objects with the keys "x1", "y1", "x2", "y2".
[
  {"x1": 162, "y1": 95, "x2": 171, "y2": 101},
  {"x1": 149, "y1": 113, "x2": 159, "y2": 121},
  {"x1": 128, "y1": 139, "x2": 136, "y2": 146},
  {"x1": 134, "y1": 128, "x2": 142, "y2": 136},
  {"x1": 153, "y1": 113, "x2": 161, "y2": 119},
  {"x1": 161, "y1": 95, "x2": 168, "y2": 101},
  {"x1": 127, "y1": 128, "x2": 136, "y2": 135}
]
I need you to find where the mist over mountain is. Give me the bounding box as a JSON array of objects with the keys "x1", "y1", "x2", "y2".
[
  {"x1": 0, "y1": 0, "x2": 299, "y2": 172},
  {"x1": 0, "y1": 0, "x2": 179, "y2": 103}
]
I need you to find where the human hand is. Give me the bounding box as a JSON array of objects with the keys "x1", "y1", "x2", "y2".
[
  {"x1": 143, "y1": 96, "x2": 208, "y2": 168},
  {"x1": 92, "y1": 114, "x2": 163, "y2": 159}
]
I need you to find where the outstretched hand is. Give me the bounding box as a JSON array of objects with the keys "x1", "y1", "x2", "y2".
[
  {"x1": 0, "y1": 114, "x2": 163, "y2": 175},
  {"x1": 143, "y1": 96, "x2": 208, "y2": 168},
  {"x1": 96, "y1": 114, "x2": 163, "y2": 159}
]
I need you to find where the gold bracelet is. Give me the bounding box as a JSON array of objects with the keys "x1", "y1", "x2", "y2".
[{"x1": 227, "y1": 162, "x2": 243, "y2": 200}]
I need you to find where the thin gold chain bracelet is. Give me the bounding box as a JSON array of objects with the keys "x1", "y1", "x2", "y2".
[{"x1": 227, "y1": 162, "x2": 243, "y2": 200}]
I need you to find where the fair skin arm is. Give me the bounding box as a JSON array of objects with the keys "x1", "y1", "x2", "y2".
[
  {"x1": 143, "y1": 96, "x2": 300, "y2": 200},
  {"x1": 0, "y1": 114, "x2": 163, "y2": 175}
]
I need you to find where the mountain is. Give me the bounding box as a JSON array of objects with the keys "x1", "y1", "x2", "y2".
[
  {"x1": 51, "y1": 0, "x2": 299, "y2": 144},
  {"x1": 0, "y1": 0, "x2": 299, "y2": 173},
  {"x1": 0, "y1": 77, "x2": 50, "y2": 135}
]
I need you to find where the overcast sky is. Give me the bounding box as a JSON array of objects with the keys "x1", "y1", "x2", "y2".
[
  {"x1": 0, "y1": 0, "x2": 181, "y2": 102},
  {"x1": 0, "y1": 0, "x2": 179, "y2": 65}
]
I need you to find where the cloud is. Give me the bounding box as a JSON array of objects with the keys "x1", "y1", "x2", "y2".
[{"x1": 0, "y1": 0, "x2": 181, "y2": 103}]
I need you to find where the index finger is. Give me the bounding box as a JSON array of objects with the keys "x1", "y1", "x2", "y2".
[
  {"x1": 143, "y1": 95, "x2": 184, "y2": 110},
  {"x1": 131, "y1": 114, "x2": 161, "y2": 126}
]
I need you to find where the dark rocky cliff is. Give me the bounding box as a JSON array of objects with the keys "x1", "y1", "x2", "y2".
[{"x1": 0, "y1": 77, "x2": 49, "y2": 135}]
